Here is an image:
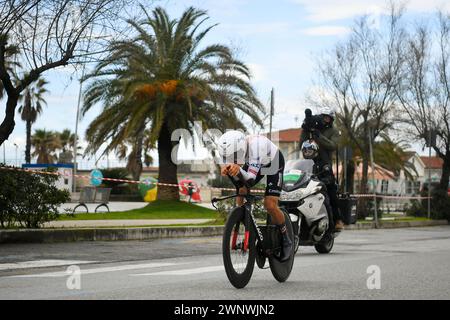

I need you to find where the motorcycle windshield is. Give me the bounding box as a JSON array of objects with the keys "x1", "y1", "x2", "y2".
[
  {"x1": 284, "y1": 159, "x2": 314, "y2": 174},
  {"x1": 282, "y1": 159, "x2": 314, "y2": 191}
]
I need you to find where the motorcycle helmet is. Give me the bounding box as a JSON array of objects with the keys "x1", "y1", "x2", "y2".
[
  {"x1": 318, "y1": 106, "x2": 336, "y2": 119},
  {"x1": 217, "y1": 130, "x2": 247, "y2": 164},
  {"x1": 301, "y1": 140, "x2": 319, "y2": 159}
]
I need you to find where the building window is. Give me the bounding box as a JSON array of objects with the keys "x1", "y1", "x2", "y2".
[
  {"x1": 381, "y1": 180, "x2": 389, "y2": 194},
  {"x1": 406, "y1": 180, "x2": 420, "y2": 195}
]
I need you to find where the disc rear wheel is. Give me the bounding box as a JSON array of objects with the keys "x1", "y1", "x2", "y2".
[{"x1": 268, "y1": 210, "x2": 295, "y2": 283}]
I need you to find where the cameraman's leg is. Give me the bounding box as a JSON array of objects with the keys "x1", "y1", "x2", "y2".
[{"x1": 326, "y1": 182, "x2": 344, "y2": 230}]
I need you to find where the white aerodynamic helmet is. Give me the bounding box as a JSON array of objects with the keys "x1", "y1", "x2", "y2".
[
  {"x1": 318, "y1": 106, "x2": 336, "y2": 118},
  {"x1": 217, "y1": 130, "x2": 247, "y2": 164}
]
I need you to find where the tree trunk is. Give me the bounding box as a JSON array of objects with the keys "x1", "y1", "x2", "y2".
[
  {"x1": 357, "y1": 156, "x2": 370, "y2": 218},
  {"x1": 0, "y1": 95, "x2": 19, "y2": 146},
  {"x1": 127, "y1": 131, "x2": 144, "y2": 182},
  {"x1": 439, "y1": 153, "x2": 450, "y2": 193},
  {"x1": 157, "y1": 121, "x2": 179, "y2": 201},
  {"x1": 25, "y1": 119, "x2": 31, "y2": 163},
  {"x1": 345, "y1": 160, "x2": 355, "y2": 194}
]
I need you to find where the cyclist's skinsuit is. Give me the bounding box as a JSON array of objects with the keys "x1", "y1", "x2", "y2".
[{"x1": 236, "y1": 135, "x2": 285, "y2": 197}]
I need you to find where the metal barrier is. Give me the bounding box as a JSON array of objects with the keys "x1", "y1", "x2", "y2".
[{"x1": 73, "y1": 187, "x2": 112, "y2": 213}]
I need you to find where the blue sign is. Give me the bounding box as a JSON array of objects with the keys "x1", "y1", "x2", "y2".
[{"x1": 90, "y1": 169, "x2": 103, "y2": 186}]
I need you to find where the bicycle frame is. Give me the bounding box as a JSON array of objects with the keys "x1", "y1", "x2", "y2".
[{"x1": 212, "y1": 193, "x2": 267, "y2": 252}]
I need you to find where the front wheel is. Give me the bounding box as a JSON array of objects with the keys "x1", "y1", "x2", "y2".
[
  {"x1": 314, "y1": 234, "x2": 334, "y2": 254},
  {"x1": 222, "y1": 207, "x2": 256, "y2": 289}
]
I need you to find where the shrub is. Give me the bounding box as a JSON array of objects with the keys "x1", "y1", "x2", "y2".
[
  {"x1": 0, "y1": 165, "x2": 70, "y2": 228},
  {"x1": 100, "y1": 167, "x2": 139, "y2": 195},
  {"x1": 366, "y1": 197, "x2": 383, "y2": 220},
  {"x1": 405, "y1": 188, "x2": 450, "y2": 221}
]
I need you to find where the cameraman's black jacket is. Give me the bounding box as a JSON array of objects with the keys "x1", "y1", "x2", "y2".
[{"x1": 299, "y1": 126, "x2": 339, "y2": 183}]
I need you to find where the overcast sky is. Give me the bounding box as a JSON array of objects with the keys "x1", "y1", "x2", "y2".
[{"x1": 1, "y1": 0, "x2": 448, "y2": 167}]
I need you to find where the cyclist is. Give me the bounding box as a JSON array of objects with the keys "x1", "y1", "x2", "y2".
[{"x1": 217, "y1": 130, "x2": 293, "y2": 261}]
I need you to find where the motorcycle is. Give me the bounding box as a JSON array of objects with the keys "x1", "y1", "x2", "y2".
[{"x1": 279, "y1": 159, "x2": 339, "y2": 254}]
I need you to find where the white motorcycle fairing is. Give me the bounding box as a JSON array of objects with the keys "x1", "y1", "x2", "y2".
[{"x1": 298, "y1": 192, "x2": 328, "y2": 226}]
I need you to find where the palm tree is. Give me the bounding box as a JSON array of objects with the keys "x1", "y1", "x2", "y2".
[
  {"x1": 57, "y1": 129, "x2": 78, "y2": 164},
  {"x1": 336, "y1": 116, "x2": 417, "y2": 207},
  {"x1": 31, "y1": 129, "x2": 60, "y2": 164},
  {"x1": 82, "y1": 6, "x2": 264, "y2": 200},
  {"x1": 17, "y1": 78, "x2": 48, "y2": 163},
  {"x1": 373, "y1": 134, "x2": 417, "y2": 180}
]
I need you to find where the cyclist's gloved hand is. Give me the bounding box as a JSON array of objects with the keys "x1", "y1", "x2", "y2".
[
  {"x1": 221, "y1": 165, "x2": 230, "y2": 176},
  {"x1": 227, "y1": 164, "x2": 241, "y2": 177}
]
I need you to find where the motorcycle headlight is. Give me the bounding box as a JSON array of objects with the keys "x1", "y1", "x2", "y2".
[{"x1": 280, "y1": 189, "x2": 304, "y2": 201}]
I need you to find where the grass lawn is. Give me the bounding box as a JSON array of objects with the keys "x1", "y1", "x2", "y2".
[
  {"x1": 358, "y1": 216, "x2": 431, "y2": 224},
  {"x1": 59, "y1": 200, "x2": 218, "y2": 220}
]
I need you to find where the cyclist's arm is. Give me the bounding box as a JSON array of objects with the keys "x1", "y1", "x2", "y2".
[{"x1": 238, "y1": 162, "x2": 260, "y2": 186}]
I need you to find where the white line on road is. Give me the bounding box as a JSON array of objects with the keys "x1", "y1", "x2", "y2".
[
  {"x1": 0, "y1": 260, "x2": 96, "y2": 271},
  {"x1": 132, "y1": 264, "x2": 247, "y2": 276},
  {"x1": 8, "y1": 262, "x2": 182, "y2": 278}
]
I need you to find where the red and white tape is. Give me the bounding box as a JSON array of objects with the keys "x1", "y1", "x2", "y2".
[{"x1": 0, "y1": 166, "x2": 432, "y2": 198}]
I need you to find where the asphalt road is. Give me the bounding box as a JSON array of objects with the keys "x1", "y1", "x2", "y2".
[{"x1": 0, "y1": 226, "x2": 450, "y2": 300}]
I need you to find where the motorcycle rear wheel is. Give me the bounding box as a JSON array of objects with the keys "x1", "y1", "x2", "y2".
[{"x1": 314, "y1": 234, "x2": 334, "y2": 254}]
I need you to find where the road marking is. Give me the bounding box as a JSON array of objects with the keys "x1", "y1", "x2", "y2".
[
  {"x1": 132, "y1": 264, "x2": 247, "y2": 276},
  {"x1": 0, "y1": 260, "x2": 96, "y2": 271},
  {"x1": 8, "y1": 262, "x2": 181, "y2": 278}
]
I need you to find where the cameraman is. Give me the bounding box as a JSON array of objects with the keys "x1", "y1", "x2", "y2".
[{"x1": 299, "y1": 107, "x2": 344, "y2": 231}]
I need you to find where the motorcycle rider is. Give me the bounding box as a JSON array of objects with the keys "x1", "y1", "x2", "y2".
[
  {"x1": 299, "y1": 107, "x2": 344, "y2": 231},
  {"x1": 217, "y1": 130, "x2": 293, "y2": 261}
]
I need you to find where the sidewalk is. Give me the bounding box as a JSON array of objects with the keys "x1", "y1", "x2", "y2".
[
  {"x1": 59, "y1": 202, "x2": 147, "y2": 213},
  {"x1": 60, "y1": 201, "x2": 214, "y2": 213},
  {"x1": 1, "y1": 220, "x2": 447, "y2": 244},
  {"x1": 43, "y1": 219, "x2": 213, "y2": 228}
]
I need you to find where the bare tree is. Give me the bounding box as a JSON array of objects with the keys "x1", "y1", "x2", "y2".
[
  {"x1": 396, "y1": 11, "x2": 450, "y2": 192},
  {"x1": 308, "y1": 5, "x2": 405, "y2": 216},
  {"x1": 0, "y1": 0, "x2": 138, "y2": 146}
]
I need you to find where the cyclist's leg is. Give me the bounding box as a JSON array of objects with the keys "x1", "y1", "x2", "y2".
[
  {"x1": 263, "y1": 151, "x2": 292, "y2": 261},
  {"x1": 264, "y1": 196, "x2": 285, "y2": 225},
  {"x1": 263, "y1": 150, "x2": 285, "y2": 224}
]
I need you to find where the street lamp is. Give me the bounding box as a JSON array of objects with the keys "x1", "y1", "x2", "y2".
[{"x1": 13, "y1": 143, "x2": 18, "y2": 167}]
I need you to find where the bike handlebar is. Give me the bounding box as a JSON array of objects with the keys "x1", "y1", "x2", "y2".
[{"x1": 211, "y1": 193, "x2": 264, "y2": 209}]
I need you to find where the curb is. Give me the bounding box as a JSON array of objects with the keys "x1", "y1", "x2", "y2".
[
  {"x1": 0, "y1": 226, "x2": 225, "y2": 244},
  {"x1": 0, "y1": 220, "x2": 447, "y2": 244},
  {"x1": 345, "y1": 219, "x2": 449, "y2": 230}
]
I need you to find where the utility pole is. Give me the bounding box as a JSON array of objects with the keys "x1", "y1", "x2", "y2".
[
  {"x1": 72, "y1": 25, "x2": 94, "y2": 193},
  {"x1": 344, "y1": 149, "x2": 347, "y2": 194},
  {"x1": 72, "y1": 71, "x2": 84, "y2": 192},
  {"x1": 13, "y1": 143, "x2": 18, "y2": 167},
  {"x1": 269, "y1": 88, "x2": 274, "y2": 140},
  {"x1": 428, "y1": 129, "x2": 431, "y2": 219},
  {"x1": 426, "y1": 129, "x2": 436, "y2": 219},
  {"x1": 368, "y1": 128, "x2": 378, "y2": 228}
]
